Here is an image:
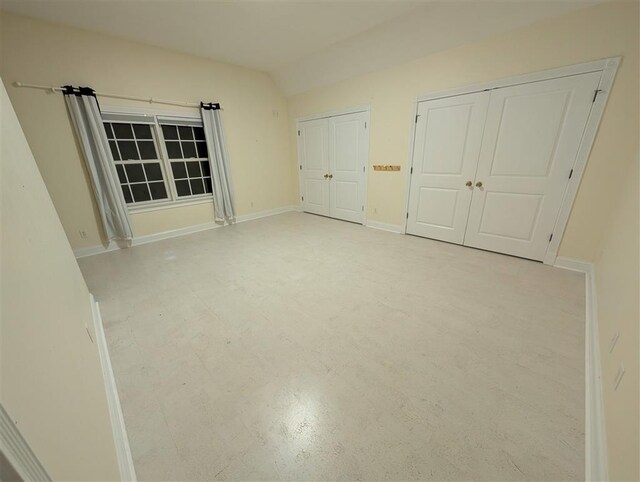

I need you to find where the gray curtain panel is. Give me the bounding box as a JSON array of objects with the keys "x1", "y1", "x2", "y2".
[
  {"x1": 201, "y1": 103, "x2": 236, "y2": 222},
  {"x1": 64, "y1": 86, "x2": 133, "y2": 243}
]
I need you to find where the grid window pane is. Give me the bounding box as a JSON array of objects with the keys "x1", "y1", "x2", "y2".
[
  {"x1": 181, "y1": 142, "x2": 197, "y2": 158},
  {"x1": 166, "y1": 141, "x2": 182, "y2": 159},
  {"x1": 105, "y1": 123, "x2": 115, "y2": 139},
  {"x1": 133, "y1": 124, "x2": 152, "y2": 139},
  {"x1": 193, "y1": 126, "x2": 206, "y2": 141},
  {"x1": 144, "y1": 163, "x2": 163, "y2": 182},
  {"x1": 175, "y1": 179, "x2": 191, "y2": 197},
  {"x1": 130, "y1": 183, "x2": 151, "y2": 202},
  {"x1": 109, "y1": 141, "x2": 120, "y2": 161},
  {"x1": 204, "y1": 177, "x2": 213, "y2": 193},
  {"x1": 121, "y1": 184, "x2": 133, "y2": 204},
  {"x1": 118, "y1": 141, "x2": 139, "y2": 161},
  {"x1": 200, "y1": 161, "x2": 211, "y2": 177},
  {"x1": 171, "y1": 161, "x2": 187, "y2": 179},
  {"x1": 116, "y1": 164, "x2": 127, "y2": 183},
  {"x1": 113, "y1": 123, "x2": 134, "y2": 139},
  {"x1": 178, "y1": 125, "x2": 194, "y2": 140},
  {"x1": 125, "y1": 164, "x2": 145, "y2": 183},
  {"x1": 149, "y1": 181, "x2": 168, "y2": 200},
  {"x1": 196, "y1": 142, "x2": 208, "y2": 158},
  {"x1": 190, "y1": 178, "x2": 205, "y2": 195},
  {"x1": 129, "y1": 184, "x2": 151, "y2": 203},
  {"x1": 186, "y1": 161, "x2": 201, "y2": 177},
  {"x1": 161, "y1": 124, "x2": 178, "y2": 140},
  {"x1": 138, "y1": 141, "x2": 157, "y2": 160}
]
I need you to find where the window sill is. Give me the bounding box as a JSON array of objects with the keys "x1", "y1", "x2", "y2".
[{"x1": 128, "y1": 196, "x2": 213, "y2": 214}]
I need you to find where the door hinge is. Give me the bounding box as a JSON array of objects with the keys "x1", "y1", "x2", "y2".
[
  {"x1": 410, "y1": 167, "x2": 413, "y2": 174},
  {"x1": 299, "y1": 165, "x2": 302, "y2": 171},
  {"x1": 406, "y1": 212, "x2": 409, "y2": 219},
  {"x1": 297, "y1": 130, "x2": 301, "y2": 136},
  {"x1": 301, "y1": 196, "x2": 304, "y2": 201},
  {"x1": 364, "y1": 121, "x2": 367, "y2": 129},
  {"x1": 415, "y1": 114, "x2": 420, "y2": 123},
  {"x1": 549, "y1": 233, "x2": 553, "y2": 242},
  {"x1": 362, "y1": 205, "x2": 364, "y2": 211},
  {"x1": 363, "y1": 166, "x2": 365, "y2": 172},
  {"x1": 592, "y1": 89, "x2": 603, "y2": 102},
  {"x1": 569, "y1": 168, "x2": 573, "y2": 179}
]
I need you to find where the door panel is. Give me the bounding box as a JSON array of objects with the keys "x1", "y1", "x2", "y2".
[
  {"x1": 298, "y1": 119, "x2": 330, "y2": 216},
  {"x1": 464, "y1": 71, "x2": 602, "y2": 260},
  {"x1": 407, "y1": 92, "x2": 490, "y2": 243},
  {"x1": 329, "y1": 112, "x2": 367, "y2": 223}
]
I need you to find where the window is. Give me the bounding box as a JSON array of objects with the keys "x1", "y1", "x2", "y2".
[
  {"x1": 102, "y1": 112, "x2": 213, "y2": 209},
  {"x1": 160, "y1": 124, "x2": 213, "y2": 198}
]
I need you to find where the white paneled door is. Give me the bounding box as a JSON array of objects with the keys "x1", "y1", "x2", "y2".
[
  {"x1": 463, "y1": 72, "x2": 601, "y2": 260},
  {"x1": 298, "y1": 111, "x2": 368, "y2": 223},
  {"x1": 407, "y1": 71, "x2": 602, "y2": 261},
  {"x1": 298, "y1": 118, "x2": 330, "y2": 217},
  {"x1": 407, "y1": 92, "x2": 489, "y2": 243}
]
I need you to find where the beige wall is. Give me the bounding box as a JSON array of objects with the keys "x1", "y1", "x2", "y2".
[
  {"x1": 287, "y1": 1, "x2": 639, "y2": 262},
  {"x1": 0, "y1": 11, "x2": 297, "y2": 250},
  {"x1": 1, "y1": 82, "x2": 120, "y2": 479},
  {"x1": 594, "y1": 153, "x2": 639, "y2": 482}
]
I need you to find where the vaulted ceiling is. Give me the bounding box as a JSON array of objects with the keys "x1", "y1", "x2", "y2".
[{"x1": 0, "y1": 1, "x2": 601, "y2": 95}]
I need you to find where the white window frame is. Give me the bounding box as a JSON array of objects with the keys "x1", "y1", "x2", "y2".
[{"x1": 101, "y1": 106, "x2": 213, "y2": 213}]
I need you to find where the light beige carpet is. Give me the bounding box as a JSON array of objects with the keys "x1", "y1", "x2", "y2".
[{"x1": 79, "y1": 212, "x2": 585, "y2": 481}]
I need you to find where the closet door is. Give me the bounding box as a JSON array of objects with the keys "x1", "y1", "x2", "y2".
[
  {"x1": 298, "y1": 118, "x2": 330, "y2": 217},
  {"x1": 407, "y1": 92, "x2": 489, "y2": 243},
  {"x1": 464, "y1": 71, "x2": 601, "y2": 261},
  {"x1": 328, "y1": 112, "x2": 368, "y2": 223}
]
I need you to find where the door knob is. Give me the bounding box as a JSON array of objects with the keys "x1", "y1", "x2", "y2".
[
  {"x1": 328, "y1": 174, "x2": 333, "y2": 179},
  {"x1": 324, "y1": 174, "x2": 329, "y2": 179},
  {"x1": 475, "y1": 181, "x2": 483, "y2": 188},
  {"x1": 465, "y1": 181, "x2": 473, "y2": 187}
]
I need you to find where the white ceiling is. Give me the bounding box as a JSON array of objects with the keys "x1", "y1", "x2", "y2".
[{"x1": 0, "y1": 1, "x2": 600, "y2": 96}]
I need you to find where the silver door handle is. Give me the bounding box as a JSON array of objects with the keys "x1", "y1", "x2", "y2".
[
  {"x1": 328, "y1": 174, "x2": 333, "y2": 179},
  {"x1": 475, "y1": 181, "x2": 483, "y2": 188},
  {"x1": 324, "y1": 174, "x2": 329, "y2": 179}
]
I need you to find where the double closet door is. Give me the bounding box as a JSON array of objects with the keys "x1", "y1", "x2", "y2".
[
  {"x1": 297, "y1": 111, "x2": 368, "y2": 224},
  {"x1": 407, "y1": 71, "x2": 601, "y2": 261}
]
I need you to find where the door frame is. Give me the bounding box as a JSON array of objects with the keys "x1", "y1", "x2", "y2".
[
  {"x1": 296, "y1": 105, "x2": 371, "y2": 225},
  {"x1": 402, "y1": 57, "x2": 620, "y2": 265}
]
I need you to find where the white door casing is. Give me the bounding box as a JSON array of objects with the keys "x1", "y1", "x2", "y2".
[
  {"x1": 297, "y1": 109, "x2": 368, "y2": 224},
  {"x1": 406, "y1": 92, "x2": 490, "y2": 243},
  {"x1": 464, "y1": 71, "x2": 602, "y2": 261},
  {"x1": 298, "y1": 118, "x2": 330, "y2": 217}
]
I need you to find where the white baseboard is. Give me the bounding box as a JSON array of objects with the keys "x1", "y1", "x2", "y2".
[
  {"x1": 554, "y1": 256, "x2": 594, "y2": 273},
  {"x1": 90, "y1": 295, "x2": 137, "y2": 482},
  {"x1": 235, "y1": 204, "x2": 301, "y2": 223},
  {"x1": 555, "y1": 257, "x2": 609, "y2": 481},
  {"x1": 74, "y1": 205, "x2": 302, "y2": 258},
  {"x1": 365, "y1": 219, "x2": 404, "y2": 234},
  {"x1": 0, "y1": 404, "x2": 51, "y2": 481}
]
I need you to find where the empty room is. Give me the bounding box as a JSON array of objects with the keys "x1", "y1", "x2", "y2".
[{"x1": 1, "y1": 1, "x2": 638, "y2": 481}]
